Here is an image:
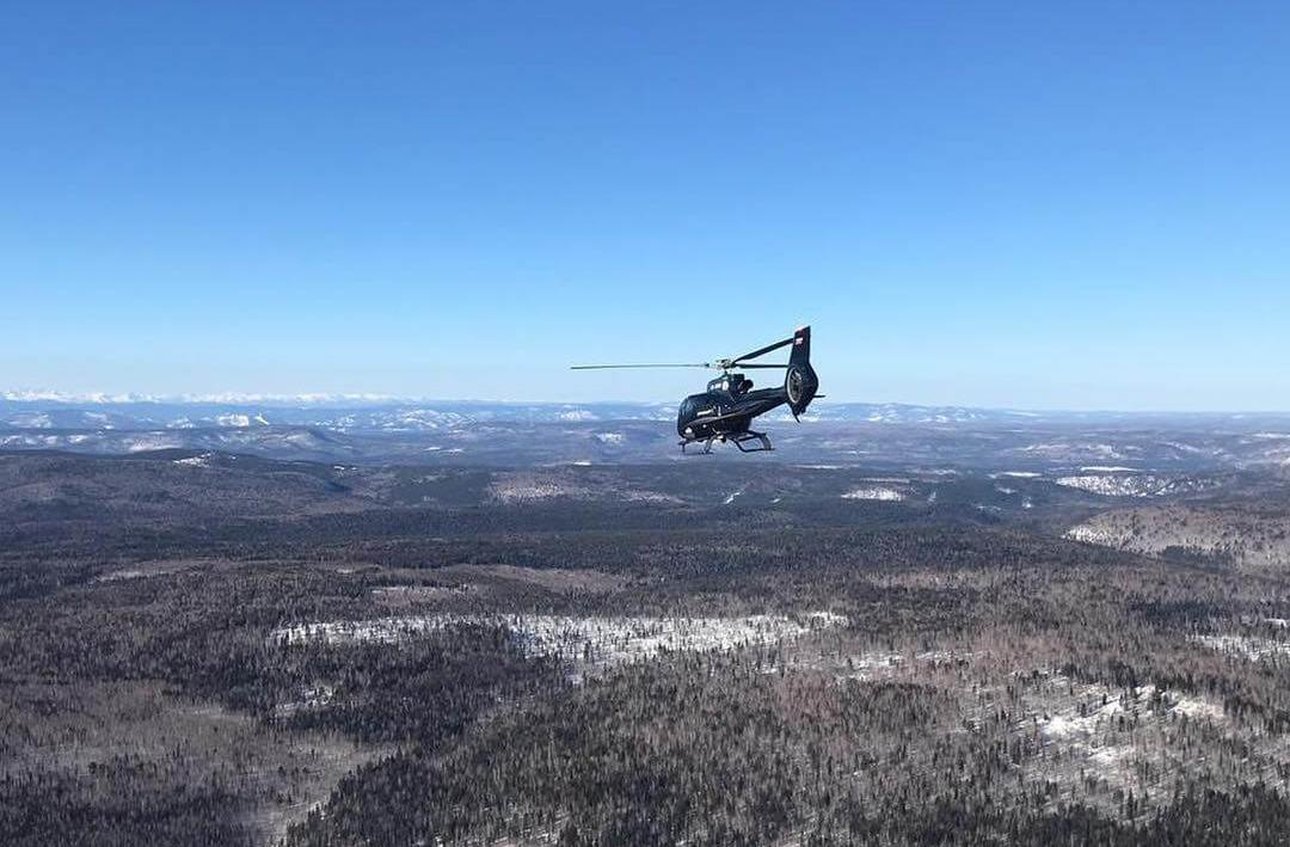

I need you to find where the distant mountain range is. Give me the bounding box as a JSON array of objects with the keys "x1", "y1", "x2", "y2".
[
  {"x1": 4, "y1": 393, "x2": 1289, "y2": 432},
  {"x1": 5, "y1": 394, "x2": 1290, "y2": 469}
]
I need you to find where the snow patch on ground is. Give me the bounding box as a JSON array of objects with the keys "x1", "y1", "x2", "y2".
[
  {"x1": 272, "y1": 685, "x2": 336, "y2": 718},
  {"x1": 493, "y1": 481, "x2": 569, "y2": 503},
  {"x1": 1064, "y1": 525, "x2": 1121, "y2": 545},
  {"x1": 1162, "y1": 441, "x2": 1206, "y2": 454},
  {"x1": 1089, "y1": 745, "x2": 1133, "y2": 767},
  {"x1": 1055, "y1": 473, "x2": 1214, "y2": 498},
  {"x1": 380, "y1": 409, "x2": 470, "y2": 431},
  {"x1": 802, "y1": 647, "x2": 978, "y2": 682},
  {"x1": 125, "y1": 435, "x2": 185, "y2": 453},
  {"x1": 1038, "y1": 684, "x2": 1227, "y2": 742},
  {"x1": 1020, "y1": 442, "x2": 1129, "y2": 460},
  {"x1": 1172, "y1": 694, "x2": 1226, "y2": 721},
  {"x1": 172, "y1": 453, "x2": 213, "y2": 468},
  {"x1": 1023, "y1": 678, "x2": 1230, "y2": 804},
  {"x1": 829, "y1": 651, "x2": 906, "y2": 681},
  {"x1": 95, "y1": 569, "x2": 151, "y2": 582},
  {"x1": 1193, "y1": 634, "x2": 1290, "y2": 662},
  {"x1": 1056, "y1": 475, "x2": 1152, "y2": 496},
  {"x1": 271, "y1": 612, "x2": 848, "y2": 677},
  {"x1": 489, "y1": 473, "x2": 680, "y2": 505},
  {"x1": 9, "y1": 412, "x2": 54, "y2": 428},
  {"x1": 842, "y1": 486, "x2": 906, "y2": 501}
]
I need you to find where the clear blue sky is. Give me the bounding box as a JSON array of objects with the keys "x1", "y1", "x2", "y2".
[{"x1": 3, "y1": 2, "x2": 1288, "y2": 409}]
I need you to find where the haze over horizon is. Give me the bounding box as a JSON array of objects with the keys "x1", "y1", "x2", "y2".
[
  {"x1": 4, "y1": 3, "x2": 1288, "y2": 411},
  {"x1": 5, "y1": 387, "x2": 1290, "y2": 417}
]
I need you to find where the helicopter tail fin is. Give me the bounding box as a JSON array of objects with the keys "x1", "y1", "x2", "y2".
[
  {"x1": 785, "y1": 325, "x2": 819, "y2": 418},
  {"x1": 789, "y1": 325, "x2": 811, "y2": 367}
]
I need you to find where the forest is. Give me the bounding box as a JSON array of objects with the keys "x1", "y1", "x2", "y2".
[{"x1": 5, "y1": 449, "x2": 1290, "y2": 844}]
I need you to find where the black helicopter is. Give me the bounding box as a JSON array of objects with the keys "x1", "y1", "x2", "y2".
[{"x1": 572, "y1": 326, "x2": 821, "y2": 453}]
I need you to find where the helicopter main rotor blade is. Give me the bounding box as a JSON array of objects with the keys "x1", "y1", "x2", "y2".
[
  {"x1": 570, "y1": 363, "x2": 714, "y2": 370},
  {"x1": 573, "y1": 330, "x2": 800, "y2": 372},
  {"x1": 733, "y1": 363, "x2": 790, "y2": 369},
  {"x1": 730, "y1": 335, "x2": 794, "y2": 364}
]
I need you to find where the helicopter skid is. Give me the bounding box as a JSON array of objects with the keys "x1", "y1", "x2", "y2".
[{"x1": 680, "y1": 430, "x2": 773, "y2": 454}]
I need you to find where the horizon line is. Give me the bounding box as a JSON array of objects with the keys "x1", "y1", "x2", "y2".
[{"x1": 3, "y1": 389, "x2": 1290, "y2": 417}]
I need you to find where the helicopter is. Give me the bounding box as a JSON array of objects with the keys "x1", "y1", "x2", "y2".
[{"x1": 572, "y1": 325, "x2": 821, "y2": 453}]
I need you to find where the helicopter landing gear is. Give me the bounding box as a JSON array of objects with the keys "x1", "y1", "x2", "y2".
[
  {"x1": 731, "y1": 430, "x2": 773, "y2": 452},
  {"x1": 680, "y1": 430, "x2": 773, "y2": 454}
]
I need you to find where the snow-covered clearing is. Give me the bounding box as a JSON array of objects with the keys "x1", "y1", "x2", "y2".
[
  {"x1": 1193, "y1": 634, "x2": 1290, "y2": 662},
  {"x1": 492, "y1": 480, "x2": 568, "y2": 502},
  {"x1": 1055, "y1": 475, "x2": 1152, "y2": 496},
  {"x1": 489, "y1": 473, "x2": 679, "y2": 505},
  {"x1": 271, "y1": 612, "x2": 849, "y2": 676},
  {"x1": 1063, "y1": 525, "x2": 1122, "y2": 545},
  {"x1": 1056, "y1": 473, "x2": 1217, "y2": 498},
  {"x1": 125, "y1": 434, "x2": 184, "y2": 453},
  {"x1": 94, "y1": 569, "x2": 152, "y2": 582},
  {"x1": 1038, "y1": 683, "x2": 1224, "y2": 741},
  {"x1": 997, "y1": 674, "x2": 1236, "y2": 811},
  {"x1": 841, "y1": 486, "x2": 906, "y2": 501}
]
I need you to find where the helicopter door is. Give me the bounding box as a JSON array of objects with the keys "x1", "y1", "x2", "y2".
[{"x1": 677, "y1": 393, "x2": 719, "y2": 437}]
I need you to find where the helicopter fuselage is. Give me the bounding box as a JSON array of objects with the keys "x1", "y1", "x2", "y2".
[{"x1": 676, "y1": 380, "x2": 787, "y2": 441}]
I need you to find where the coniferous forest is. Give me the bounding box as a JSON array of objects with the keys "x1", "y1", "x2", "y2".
[{"x1": 6, "y1": 448, "x2": 1290, "y2": 845}]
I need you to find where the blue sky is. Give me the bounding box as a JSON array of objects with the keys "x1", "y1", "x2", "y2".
[{"x1": 3, "y1": 2, "x2": 1288, "y2": 409}]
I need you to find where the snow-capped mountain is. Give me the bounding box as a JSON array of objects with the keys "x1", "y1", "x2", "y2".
[{"x1": 5, "y1": 393, "x2": 1290, "y2": 469}]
